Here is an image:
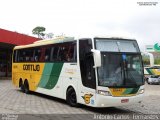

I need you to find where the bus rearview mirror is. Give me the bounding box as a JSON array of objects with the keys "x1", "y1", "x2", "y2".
[{"x1": 91, "y1": 49, "x2": 101, "y2": 68}]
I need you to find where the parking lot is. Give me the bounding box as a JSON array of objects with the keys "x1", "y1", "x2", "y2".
[{"x1": 0, "y1": 80, "x2": 160, "y2": 119}]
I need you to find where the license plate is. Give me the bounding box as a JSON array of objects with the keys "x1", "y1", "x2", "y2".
[{"x1": 121, "y1": 99, "x2": 129, "y2": 103}]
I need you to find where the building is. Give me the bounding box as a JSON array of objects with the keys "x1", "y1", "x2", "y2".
[
  {"x1": 0, "y1": 28, "x2": 39, "y2": 77},
  {"x1": 145, "y1": 44, "x2": 160, "y2": 59}
]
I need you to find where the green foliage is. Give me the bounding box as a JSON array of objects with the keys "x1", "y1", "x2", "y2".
[
  {"x1": 142, "y1": 55, "x2": 149, "y2": 66},
  {"x1": 32, "y1": 26, "x2": 46, "y2": 38},
  {"x1": 142, "y1": 55, "x2": 160, "y2": 65},
  {"x1": 155, "y1": 58, "x2": 160, "y2": 64},
  {"x1": 142, "y1": 58, "x2": 150, "y2": 65}
]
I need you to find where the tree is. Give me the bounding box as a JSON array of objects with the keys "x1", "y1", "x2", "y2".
[{"x1": 32, "y1": 26, "x2": 46, "y2": 39}]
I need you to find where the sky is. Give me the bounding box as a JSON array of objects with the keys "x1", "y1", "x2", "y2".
[{"x1": 0, "y1": 0, "x2": 160, "y2": 51}]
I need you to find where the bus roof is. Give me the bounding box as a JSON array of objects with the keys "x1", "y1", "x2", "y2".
[
  {"x1": 14, "y1": 36, "x2": 75, "y2": 49},
  {"x1": 14, "y1": 35, "x2": 136, "y2": 50}
]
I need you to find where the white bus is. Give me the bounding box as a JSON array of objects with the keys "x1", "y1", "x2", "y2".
[{"x1": 12, "y1": 36, "x2": 144, "y2": 107}]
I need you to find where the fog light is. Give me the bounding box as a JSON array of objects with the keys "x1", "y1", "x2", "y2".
[{"x1": 98, "y1": 90, "x2": 111, "y2": 96}]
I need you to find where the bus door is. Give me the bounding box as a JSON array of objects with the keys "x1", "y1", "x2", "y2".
[{"x1": 79, "y1": 39, "x2": 96, "y2": 105}]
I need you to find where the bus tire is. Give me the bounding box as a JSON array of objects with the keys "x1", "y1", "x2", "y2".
[
  {"x1": 66, "y1": 88, "x2": 78, "y2": 107},
  {"x1": 24, "y1": 80, "x2": 30, "y2": 94},
  {"x1": 19, "y1": 79, "x2": 25, "y2": 93}
]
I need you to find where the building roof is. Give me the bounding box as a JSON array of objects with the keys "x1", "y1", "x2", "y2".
[{"x1": 0, "y1": 28, "x2": 40, "y2": 45}]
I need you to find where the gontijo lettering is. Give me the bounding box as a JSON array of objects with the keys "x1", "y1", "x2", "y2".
[{"x1": 23, "y1": 64, "x2": 40, "y2": 71}]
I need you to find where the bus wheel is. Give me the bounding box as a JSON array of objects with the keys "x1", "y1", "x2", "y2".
[
  {"x1": 24, "y1": 80, "x2": 30, "y2": 94},
  {"x1": 66, "y1": 88, "x2": 78, "y2": 107},
  {"x1": 19, "y1": 80, "x2": 25, "y2": 92}
]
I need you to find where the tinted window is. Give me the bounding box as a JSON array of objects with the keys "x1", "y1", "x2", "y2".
[
  {"x1": 79, "y1": 39, "x2": 96, "y2": 89},
  {"x1": 13, "y1": 50, "x2": 18, "y2": 62},
  {"x1": 45, "y1": 47, "x2": 51, "y2": 61},
  {"x1": 14, "y1": 41, "x2": 77, "y2": 63},
  {"x1": 51, "y1": 42, "x2": 77, "y2": 62},
  {"x1": 16, "y1": 48, "x2": 33, "y2": 62}
]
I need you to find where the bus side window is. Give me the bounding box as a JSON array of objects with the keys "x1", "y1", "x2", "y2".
[
  {"x1": 59, "y1": 42, "x2": 77, "y2": 62},
  {"x1": 50, "y1": 42, "x2": 77, "y2": 62},
  {"x1": 39, "y1": 47, "x2": 46, "y2": 62},
  {"x1": 73, "y1": 43, "x2": 77, "y2": 62},
  {"x1": 45, "y1": 47, "x2": 51, "y2": 62},
  {"x1": 67, "y1": 42, "x2": 77, "y2": 62},
  {"x1": 51, "y1": 46, "x2": 59, "y2": 61},
  {"x1": 34, "y1": 48, "x2": 41, "y2": 62},
  {"x1": 60, "y1": 44, "x2": 71, "y2": 62},
  {"x1": 58, "y1": 46, "x2": 65, "y2": 61},
  {"x1": 17, "y1": 50, "x2": 26, "y2": 62},
  {"x1": 18, "y1": 50, "x2": 23, "y2": 62},
  {"x1": 13, "y1": 50, "x2": 18, "y2": 62},
  {"x1": 25, "y1": 49, "x2": 33, "y2": 62},
  {"x1": 22, "y1": 51, "x2": 26, "y2": 61}
]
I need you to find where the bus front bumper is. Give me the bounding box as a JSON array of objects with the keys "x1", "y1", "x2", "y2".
[{"x1": 95, "y1": 94, "x2": 144, "y2": 107}]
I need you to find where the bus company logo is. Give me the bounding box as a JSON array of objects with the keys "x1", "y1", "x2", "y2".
[
  {"x1": 82, "y1": 94, "x2": 93, "y2": 104},
  {"x1": 23, "y1": 64, "x2": 40, "y2": 71}
]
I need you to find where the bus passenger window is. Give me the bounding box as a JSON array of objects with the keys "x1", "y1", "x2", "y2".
[
  {"x1": 60, "y1": 46, "x2": 71, "y2": 62},
  {"x1": 50, "y1": 42, "x2": 77, "y2": 62},
  {"x1": 13, "y1": 50, "x2": 18, "y2": 62},
  {"x1": 58, "y1": 46, "x2": 65, "y2": 61},
  {"x1": 45, "y1": 48, "x2": 51, "y2": 62},
  {"x1": 67, "y1": 44, "x2": 76, "y2": 62},
  {"x1": 66, "y1": 53, "x2": 71, "y2": 62},
  {"x1": 70, "y1": 43, "x2": 77, "y2": 62},
  {"x1": 62, "y1": 42, "x2": 76, "y2": 62},
  {"x1": 20, "y1": 48, "x2": 33, "y2": 62},
  {"x1": 34, "y1": 48, "x2": 41, "y2": 62},
  {"x1": 22, "y1": 51, "x2": 26, "y2": 61},
  {"x1": 51, "y1": 46, "x2": 59, "y2": 61}
]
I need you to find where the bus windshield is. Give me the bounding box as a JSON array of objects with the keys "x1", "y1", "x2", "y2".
[
  {"x1": 95, "y1": 38, "x2": 144, "y2": 87},
  {"x1": 98, "y1": 53, "x2": 144, "y2": 87}
]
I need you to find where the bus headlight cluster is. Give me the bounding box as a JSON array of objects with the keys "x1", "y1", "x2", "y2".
[
  {"x1": 98, "y1": 90, "x2": 111, "y2": 96},
  {"x1": 138, "y1": 89, "x2": 145, "y2": 94}
]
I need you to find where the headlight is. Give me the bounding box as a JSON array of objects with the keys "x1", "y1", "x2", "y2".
[
  {"x1": 97, "y1": 90, "x2": 112, "y2": 96},
  {"x1": 138, "y1": 89, "x2": 145, "y2": 94}
]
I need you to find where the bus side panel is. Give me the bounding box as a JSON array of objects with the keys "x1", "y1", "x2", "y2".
[
  {"x1": 12, "y1": 63, "x2": 22, "y2": 88},
  {"x1": 12, "y1": 63, "x2": 45, "y2": 91},
  {"x1": 61, "y1": 63, "x2": 96, "y2": 106},
  {"x1": 78, "y1": 83, "x2": 96, "y2": 107},
  {"x1": 61, "y1": 63, "x2": 80, "y2": 100},
  {"x1": 36, "y1": 63, "x2": 64, "y2": 98},
  {"x1": 36, "y1": 63, "x2": 80, "y2": 100}
]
